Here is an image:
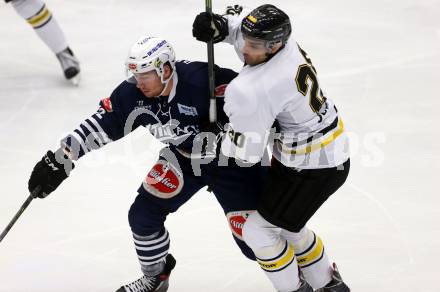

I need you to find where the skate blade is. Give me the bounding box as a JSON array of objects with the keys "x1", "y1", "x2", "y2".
[{"x1": 69, "y1": 74, "x2": 81, "y2": 86}]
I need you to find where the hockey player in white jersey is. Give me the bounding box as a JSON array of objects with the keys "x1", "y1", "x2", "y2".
[
  {"x1": 5, "y1": 0, "x2": 80, "y2": 84},
  {"x1": 193, "y1": 4, "x2": 350, "y2": 292}
]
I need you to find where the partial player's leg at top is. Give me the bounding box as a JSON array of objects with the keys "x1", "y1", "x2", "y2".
[{"x1": 6, "y1": 0, "x2": 80, "y2": 84}]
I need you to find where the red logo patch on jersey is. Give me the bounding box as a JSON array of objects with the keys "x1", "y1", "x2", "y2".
[
  {"x1": 128, "y1": 63, "x2": 137, "y2": 70},
  {"x1": 226, "y1": 210, "x2": 255, "y2": 241},
  {"x1": 214, "y1": 84, "x2": 228, "y2": 97},
  {"x1": 143, "y1": 160, "x2": 184, "y2": 199},
  {"x1": 101, "y1": 97, "x2": 113, "y2": 112}
]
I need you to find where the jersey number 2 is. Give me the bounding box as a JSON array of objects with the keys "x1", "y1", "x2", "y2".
[{"x1": 295, "y1": 47, "x2": 326, "y2": 113}]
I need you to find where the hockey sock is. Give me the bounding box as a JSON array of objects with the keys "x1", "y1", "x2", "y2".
[
  {"x1": 256, "y1": 240, "x2": 302, "y2": 292},
  {"x1": 243, "y1": 212, "x2": 301, "y2": 292},
  {"x1": 132, "y1": 228, "x2": 170, "y2": 276},
  {"x1": 11, "y1": 0, "x2": 68, "y2": 54},
  {"x1": 282, "y1": 227, "x2": 332, "y2": 289}
]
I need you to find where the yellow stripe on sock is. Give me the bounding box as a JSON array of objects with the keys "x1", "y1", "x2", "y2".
[
  {"x1": 27, "y1": 6, "x2": 51, "y2": 28},
  {"x1": 296, "y1": 236, "x2": 324, "y2": 267},
  {"x1": 257, "y1": 244, "x2": 295, "y2": 272}
]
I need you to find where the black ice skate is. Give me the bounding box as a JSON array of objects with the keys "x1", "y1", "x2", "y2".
[
  {"x1": 316, "y1": 263, "x2": 350, "y2": 292},
  {"x1": 56, "y1": 47, "x2": 80, "y2": 85},
  {"x1": 116, "y1": 254, "x2": 176, "y2": 292},
  {"x1": 291, "y1": 270, "x2": 313, "y2": 292},
  {"x1": 291, "y1": 279, "x2": 313, "y2": 292}
]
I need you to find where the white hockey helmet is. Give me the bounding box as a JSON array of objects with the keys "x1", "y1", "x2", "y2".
[{"x1": 125, "y1": 36, "x2": 176, "y2": 84}]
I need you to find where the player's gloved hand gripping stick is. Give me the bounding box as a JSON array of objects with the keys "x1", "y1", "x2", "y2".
[
  {"x1": 0, "y1": 149, "x2": 74, "y2": 243},
  {"x1": 193, "y1": 1, "x2": 231, "y2": 123}
]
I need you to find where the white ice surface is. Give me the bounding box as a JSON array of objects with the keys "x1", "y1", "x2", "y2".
[{"x1": 1, "y1": 0, "x2": 439, "y2": 291}]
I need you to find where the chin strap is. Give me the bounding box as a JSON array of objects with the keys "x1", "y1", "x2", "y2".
[{"x1": 157, "y1": 72, "x2": 174, "y2": 97}]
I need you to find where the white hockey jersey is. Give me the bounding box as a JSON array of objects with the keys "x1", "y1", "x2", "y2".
[{"x1": 221, "y1": 9, "x2": 349, "y2": 169}]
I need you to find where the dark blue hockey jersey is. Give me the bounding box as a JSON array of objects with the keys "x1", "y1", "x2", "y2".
[{"x1": 61, "y1": 61, "x2": 238, "y2": 160}]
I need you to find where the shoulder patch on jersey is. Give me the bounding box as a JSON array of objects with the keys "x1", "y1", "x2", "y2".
[
  {"x1": 226, "y1": 210, "x2": 255, "y2": 240},
  {"x1": 177, "y1": 103, "x2": 198, "y2": 116},
  {"x1": 101, "y1": 97, "x2": 113, "y2": 112},
  {"x1": 214, "y1": 84, "x2": 228, "y2": 97},
  {"x1": 142, "y1": 160, "x2": 184, "y2": 199}
]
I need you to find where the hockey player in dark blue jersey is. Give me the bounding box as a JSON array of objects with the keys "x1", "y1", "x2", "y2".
[{"x1": 27, "y1": 36, "x2": 267, "y2": 292}]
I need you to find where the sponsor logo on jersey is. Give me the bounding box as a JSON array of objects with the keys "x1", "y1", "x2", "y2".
[
  {"x1": 214, "y1": 84, "x2": 228, "y2": 97},
  {"x1": 226, "y1": 210, "x2": 255, "y2": 240},
  {"x1": 142, "y1": 160, "x2": 183, "y2": 199},
  {"x1": 137, "y1": 106, "x2": 197, "y2": 146},
  {"x1": 134, "y1": 100, "x2": 153, "y2": 111},
  {"x1": 177, "y1": 103, "x2": 198, "y2": 116},
  {"x1": 134, "y1": 105, "x2": 153, "y2": 111},
  {"x1": 101, "y1": 97, "x2": 113, "y2": 112}
]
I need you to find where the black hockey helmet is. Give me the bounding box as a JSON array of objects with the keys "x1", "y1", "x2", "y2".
[{"x1": 241, "y1": 4, "x2": 292, "y2": 45}]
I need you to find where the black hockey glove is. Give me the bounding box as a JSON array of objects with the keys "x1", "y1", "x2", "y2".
[
  {"x1": 28, "y1": 148, "x2": 75, "y2": 198},
  {"x1": 192, "y1": 12, "x2": 228, "y2": 43}
]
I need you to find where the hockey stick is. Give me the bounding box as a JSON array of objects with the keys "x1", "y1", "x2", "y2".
[
  {"x1": 0, "y1": 187, "x2": 40, "y2": 243},
  {"x1": 206, "y1": 0, "x2": 217, "y2": 123}
]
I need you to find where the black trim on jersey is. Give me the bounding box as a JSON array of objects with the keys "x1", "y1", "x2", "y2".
[{"x1": 279, "y1": 115, "x2": 339, "y2": 149}]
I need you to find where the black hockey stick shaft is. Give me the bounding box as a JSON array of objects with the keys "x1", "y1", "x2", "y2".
[
  {"x1": 0, "y1": 187, "x2": 39, "y2": 243},
  {"x1": 206, "y1": 0, "x2": 217, "y2": 123}
]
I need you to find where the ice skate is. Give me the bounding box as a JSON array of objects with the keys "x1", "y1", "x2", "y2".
[
  {"x1": 316, "y1": 263, "x2": 350, "y2": 292},
  {"x1": 116, "y1": 254, "x2": 176, "y2": 292},
  {"x1": 56, "y1": 47, "x2": 80, "y2": 85},
  {"x1": 292, "y1": 279, "x2": 313, "y2": 292}
]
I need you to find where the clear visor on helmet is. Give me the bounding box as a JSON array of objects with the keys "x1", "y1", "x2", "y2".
[
  {"x1": 242, "y1": 34, "x2": 279, "y2": 51},
  {"x1": 125, "y1": 64, "x2": 158, "y2": 84}
]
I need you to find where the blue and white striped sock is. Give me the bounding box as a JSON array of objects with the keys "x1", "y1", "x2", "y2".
[{"x1": 132, "y1": 228, "x2": 170, "y2": 276}]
